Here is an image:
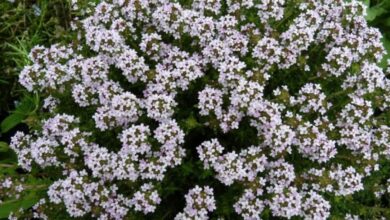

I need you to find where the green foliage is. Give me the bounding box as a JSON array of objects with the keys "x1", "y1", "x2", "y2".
[
  {"x1": 0, "y1": 1, "x2": 71, "y2": 217},
  {"x1": 0, "y1": 142, "x2": 10, "y2": 152},
  {"x1": 0, "y1": 190, "x2": 41, "y2": 219},
  {"x1": 0, "y1": 93, "x2": 39, "y2": 133},
  {"x1": 0, "y1": 0, "x2": 71, "y2": 133},
  {"x1": 364, "y1": 0, "x2": 390, "y2": 67}
]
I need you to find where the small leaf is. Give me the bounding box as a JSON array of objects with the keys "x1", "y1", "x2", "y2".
[
  {"x1": 0, "y1": 113, "x2": 26, "y2": 133},
  {"x1": 0, "y1": 94, "x2": 39, "y2": 133},
  {"x1": 0, "y1": 79, "x2": 9, "y2": 84},
  {"x1": 182, "y1": 113, "x2": 200, "y2": 132},
  {"x1": 0, "y1": 141, "x2": 10, "y2": 152},
  {"x1": 14, "y1": 95, "x2": 37, "y2": 115},
  {"x1": 366, "y1": 6, "x2": 387, "y2": 21},
  {"x1": 379, "y1": 37, "x2": 390, "y2": 68},
  {"x1": 181, "y1": 162, "x2": 194, "y2": 176},
  {"x1": 0, "y1": 191, "x2": 40, "y2": 218}
]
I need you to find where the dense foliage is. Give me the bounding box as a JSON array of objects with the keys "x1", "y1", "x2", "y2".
[{"x1": 2, "y1": 0, "x2": 390, "y2": 219}]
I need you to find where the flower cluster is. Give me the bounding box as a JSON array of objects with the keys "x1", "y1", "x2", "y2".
[
  {"x1": 0, "y1": 177, "x2": 24, "y2": 203},
  {"x1": 7, "y1": 0, "x2": 390, "y2": 219},
  {"x1": 175, "y1": 186, "x2": 216, "y2": 219}
]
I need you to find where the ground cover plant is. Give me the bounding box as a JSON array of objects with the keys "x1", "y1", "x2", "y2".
[{"x1": 2, "y1": 0, "x2": 390, "y2": 219}]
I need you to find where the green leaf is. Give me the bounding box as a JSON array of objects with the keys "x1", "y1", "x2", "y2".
[
  {"x1": 0, "y1": 94, "x2": 39, "y2": 133},
  {"x1": 383, "y1": 36, "x2": 390, "y2": 51},
  {"x1": 0, "y1": 79, "x2": 9, "y2": 84},
  {"x1": 182, "y1": 113, "x2": 201, "y2": 133},
  {"x1": 0, "y1": 191, "x2": 40, "y2": 218},
  {"x1": 0, "y1": 141, "x2": 10, "y2": 152},
  {"x1": 0, "y1": 113, "x2": 26, "y2": 133},
  {"x1": 379, "y1": 37, "x2": 390, "y2": 68},
  {"x1": 14, "y1": 95, "x2": 38, "y2": 115},
  {"x1": 366, "y1": 6, "x2": 387, "y2": 21},
  {"x1": 366, "y1": 0, "x2": 390, "y2": 22},
  {"x1": 181, "y1": 162, "x2": 194, "y2": 176}
]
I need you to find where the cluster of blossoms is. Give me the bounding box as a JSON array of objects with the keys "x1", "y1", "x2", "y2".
[
  {"x1": 175, "y1": 186, "x2": 216, "y2": 219},
  {"x1": 0, "y1": 177, "x2": 24, "y2": 203},
  {"x1": 7, "y1": 0, "x2": 390, "y2": 219}
]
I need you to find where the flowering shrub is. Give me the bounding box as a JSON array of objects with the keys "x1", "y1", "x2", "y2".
[{"x1": 4, "y1": 0, "x2": 390, "y2": 219}]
